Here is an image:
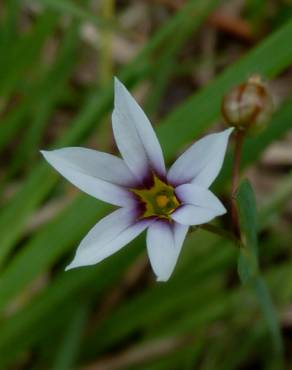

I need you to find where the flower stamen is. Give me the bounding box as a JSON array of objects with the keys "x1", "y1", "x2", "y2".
[
  {"x1": 131, "y1": 175, "x2": 180, "y2": 220},
  {"x1": 156, "y1": 194, "x2": 169, "y2": 208}
]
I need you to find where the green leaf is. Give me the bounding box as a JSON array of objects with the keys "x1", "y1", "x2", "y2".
[
  {"x1": 0, "y1": 0, "x2": 20, "y2": 51},
  {"x1": 235, "y1": 180, "x2": 284, "y2": 363},
  {"x1": 52, "y1": 302, "x2": 89, "y2": 370},
  {"x1": 0, "y1": 11, "x2": 58, "y2": 98},
  {"x1": 0, "y1": 197, "x2": 109, "y2": 312},
  {"x1": 254, "y1": 277, "x2": 284, "y2": 360},
  {"x1": 0, "y1": 244, "x2": 141, "y2": 368},
  {"x1": 8, "y1": 21, "x2": 80, "y2": 176}
]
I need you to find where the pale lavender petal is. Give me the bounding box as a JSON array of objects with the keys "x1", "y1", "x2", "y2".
[
  {"x1": 66, "y1": 208, "x2": 151, "y2": 270},
  {"x1": 146, "y1": 220, "x2": 188, "y2": 282},
  {"x1": 171, "y1": 202, "x2": 225, "y2": 226},
  {"x1": 167, "y1": 128, "x2": 233, "y2": 188},
  {"x1": 175, "y1": 183, "x2": 226, "y2": 214},
  {"x1": 112, "y1": 78, "x2": 166, "y2": 182},
  {"x1": 41, "y1": 148, "x2": 135, "y2": 207}
]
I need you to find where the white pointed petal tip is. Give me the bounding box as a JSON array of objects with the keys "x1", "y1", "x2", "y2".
[
  {"x1": 156, "y1": 275, "x2": 170, "y2": 282},
  {"x1": 114, "y1": 76, "x2": 129, "y2": 93},
  {"x1": 40, "y1": 149, "x2": 49, "y2": 158},
  {"x1": 225, "y1": 127, "x2": 234, "y2": 135},
  {"x1": 65, "y1": 260, "x2": 93, "y2": 271},
  {"x1": 217, "y1": 127, "x2": 234, "y2": 138},
  {"x1": 154, "y1": 272, "x2": 172, "y2": 282},
  {"x1": 41, "y1": 149, "x2": 60, "y2": 166},
  {"x1": 114, "y1": 76, "x2": 121, "y2": 87},
  {"x1": 218, "y1": 204, "x2": 227, "y2": 215},
  {"x1": 146, "y1": 221, "x2": 188, "y2": 282},
  {"x1": 114, "y1": 77, "x2": 120, "y2": 93},
  {"x1": 114, "y1": 77, "x2": 127, "y2": 106},
  {"x1": 65, "y1": 263, "x2": 78, "y2": 271},
  {"x1": 212, "y1": 196, "x2": 227, "y2": 215}
]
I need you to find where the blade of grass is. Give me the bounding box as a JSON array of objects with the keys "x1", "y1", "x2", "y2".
[
  {"x1": 0, "y1": 21, "x2": 78, "y2": 154},
  {"x1": 0, "y1": 197, "x2": 109, "y2": 311},
  {"x1": 8, "y1": 21, "x2": 80, "y2": 176},
  {"x1": 144, "y1": 0, "x2": 219, "y2": 115},
  {"x1": 0, "y1": 11, "x2": 58, "y2": 99},
  {"x1": 0, "y1": 243, "x2": 142, "y2": 368},
  {"x1": 52, "y1": 302, "x2": 89, "y2": 370},
  {"x1": 0, "y1": 0, "x2": 20, "y2": 52}
]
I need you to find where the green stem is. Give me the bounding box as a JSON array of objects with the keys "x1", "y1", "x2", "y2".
[{"x1": 231, "y1": 129, "x2": 245, "y2": 237}]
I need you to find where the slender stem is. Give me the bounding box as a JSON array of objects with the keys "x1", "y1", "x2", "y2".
[
  {"x1": 231, "y1": 129, "x2": 244, "y2": 236},
  {"x1": 190, "y1": 224, "x2": 242, "y2": 247}
]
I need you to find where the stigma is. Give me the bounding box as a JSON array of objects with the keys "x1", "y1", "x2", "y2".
[
  {"x1": 131, "y1": 175, "x2": 180, "y2": 220},
  {"x1": 156, "y1": 194, "x2": 169, "y2": 208}
]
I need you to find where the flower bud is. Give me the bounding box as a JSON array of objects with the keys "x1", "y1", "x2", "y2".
[{"x1": 221, "y1": 74, "x2": 274, "y2": 134}]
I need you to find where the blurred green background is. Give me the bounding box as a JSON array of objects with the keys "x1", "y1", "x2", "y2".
[{"x1": 0, "y1": 0, "x2": 292, "y2": 369}]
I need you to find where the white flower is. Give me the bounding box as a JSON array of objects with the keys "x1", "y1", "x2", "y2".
[{"x1": 41, "y1": 78, "x2": 233, "y2": 281}]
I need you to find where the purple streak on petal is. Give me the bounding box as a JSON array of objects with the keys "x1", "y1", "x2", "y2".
[{"x1": 146, "y1": 220, "x2": 188, "y2": 281}]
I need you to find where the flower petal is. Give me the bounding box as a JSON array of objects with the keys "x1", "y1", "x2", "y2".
[
  {"x1": 146, "y1": 221, "x2": 188, "y2": 281},
  {"x1": 112, "y1": 78, "x2": 166, "y2": 182},
  {"x1": 66, "y1": 208, "x2": 151, "y2": 270},
  {"x1": 167, "y1": 128, "x2": 233, "y2": 188},
  {"x1": 171, "y1": 205, "x2": 222, "y2": 226},
  {"x1": 175, "y1": 183, "x2": 226, "y2": 214},
  {"x1": 41, "y1": 148, "x2": 135, "y2": 207}
]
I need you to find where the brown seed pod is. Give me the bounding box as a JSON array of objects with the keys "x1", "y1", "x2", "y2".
[{"x1": 221, "y1": 74, "x2": 274, "y2": 134}]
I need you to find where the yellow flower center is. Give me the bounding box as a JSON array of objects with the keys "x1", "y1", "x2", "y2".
[
  {"x1": 156, "y1": 194, "x2": 169, "y2": 208},
  {"x1": 131, "y1": 175, "x2": 180, "y2": 219}
]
